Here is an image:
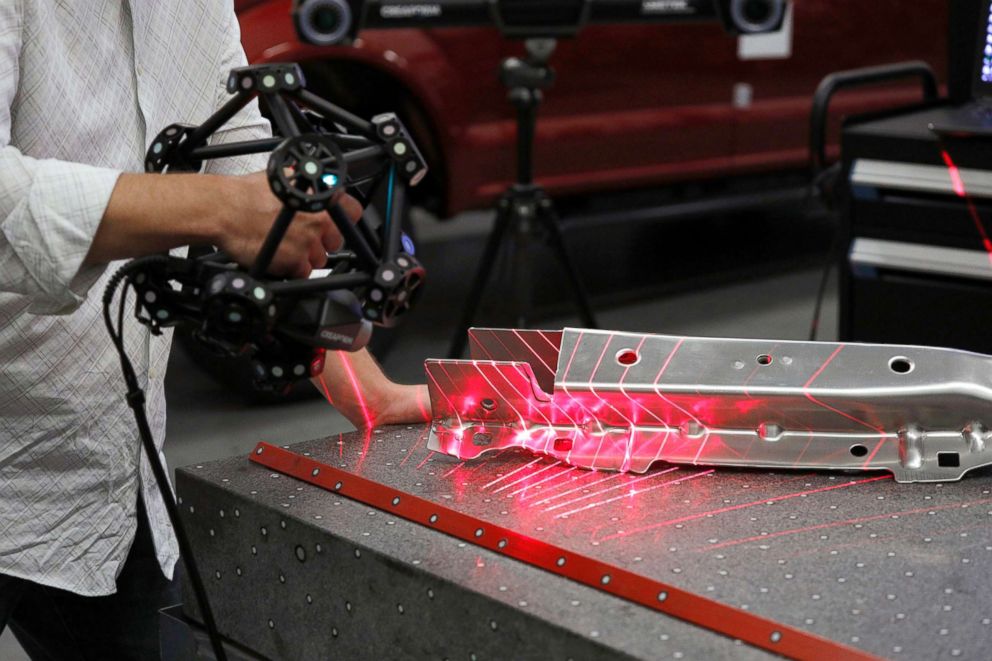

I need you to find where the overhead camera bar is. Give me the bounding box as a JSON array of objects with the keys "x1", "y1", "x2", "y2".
[
  {"x1": 102, "y1": 62, "x2": 429, "y2": 659},
  {"x1": 292, "y1": 0, "x2": 789, "y2": 45}
]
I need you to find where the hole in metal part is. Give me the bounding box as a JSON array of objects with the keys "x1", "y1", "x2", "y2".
[
  {"x1": 616, "y1": 349, "x2": 640, "y2": 366},
  {"x1": 255, "y1": 447, "x2": 263, "y2": 455},
  {"x1": 889, "y1": 357, "x2": 914, "y2": 374},
  {"x1": 475, "y1": 528, "x2": 484, "y2": 538},
  {"x1": 938, "y1": 452, "x2": 961, "y2": 468},
  {"x1": 556, "y1": 557, "x2": 566, "y2": 567},
  {"x1": 392, "y1": 496, "x2": 401, "y2": 506},
  {"x1": 850, "y1": 445, "x2": 869, "y2": 458},
  {"x1": 481, "y1": 398, "x2": 497, "y2": 412},
  {"x1": 312, "y1": 468, "x2": 320, "y2": 476},
  {"x1": 758, "y1": 423, "x2": 783, "y2": 442},
  {"x1": 657, "y1": 591, "x2": 668, "y2": 602},
  {"x1": 601, "y1": 575, "x2": 611, "y2": 585},
  {"x1": 334, "y1": 481, "x2": 343, "y2": 491},
  {"x1": 429, "y1": 514, "x2": 438, "y2": 524},
  {"x1": 497, "y1": 539, "x2": 507, "y2": 549},
  {"x1": 771, "y1": 631, "x2": 782, "y2": 643},
  {"x1": 756, "y1": 354, "x2": 772, "y2": 366},
  {"x1": 295, "y1": 545, "x2": 307, "y2": 563},
  {"x1": 553, "y1": 438, "x2": 573, "y2": 452}
]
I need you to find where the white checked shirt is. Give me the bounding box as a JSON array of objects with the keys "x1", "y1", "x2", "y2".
[{"x1": 0, "y1": 0, "x2": 270, "y2": 596}]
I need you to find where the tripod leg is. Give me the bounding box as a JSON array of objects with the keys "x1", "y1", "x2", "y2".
[
  {"x1": 540, "y1": 201, "x2": 599, "y2": 329},
  {"x1": 447, "y1": 208, "x2": 511, "y2": 358},
  {"x1": 511, "y1": 207, "x2": 535, "y2": 329}
]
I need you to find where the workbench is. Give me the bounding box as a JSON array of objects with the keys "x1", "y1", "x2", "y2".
[{"x1": 168, "y1": 424, "x2": 992, "y2": 660}]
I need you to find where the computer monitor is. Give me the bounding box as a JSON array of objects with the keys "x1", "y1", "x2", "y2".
[{"x1": 972, "y1": 0, "x2": 992, "y2": 97}]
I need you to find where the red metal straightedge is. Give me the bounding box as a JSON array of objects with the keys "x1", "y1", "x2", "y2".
[{"x1": 249, "y1": 442, "x2": 880, "y2": 661}]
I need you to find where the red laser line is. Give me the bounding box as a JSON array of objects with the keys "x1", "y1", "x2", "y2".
[
  {"x1": 415, "y1": 388, "x2": 431, "y2": 421},
  {"x1": 399, "y1": 428, "x2": 430, "y2": 467},
  {"x1": 543, "y1": 467, "x2": 680, "y2": 513},
  {"x1": 490, "y1": 331, "x2": 582, "y2": 436},
  {"x1": 316, "y1": 373, "x2": 334, "y2": 405},
  {"x1": 511, "y1": 328, "x2": 557, "y2": 386},
  {"x1": 518, "y1": 465, "x2": 601, "y2": 502},
  {"x1": 338, "y1": 352, "x2": 373, "y2": 430},
  {"x1": 583, "y1": 334, "x2": 617, "y2": 471},
  {"x1": 802, "y1": 345, "x2": 886, "y2": 437},
  {"x1": 598, "y1": 475, "x2": 891, "y2": 542},
  {"x1": 647, "y1": 339, "x2": 700, "y2": 468},
  {"x1": 561, "y1": 330, "x2": 585, "y2": 381},
  {"x1": 441, "y1": 462, "x2": 466, "y2": 479},
  {"x1": 941, "y1": 148, "x2": 992, "y2": 267},
  {"x1": 482, "y1": 457, "x2": 544, "y2": 490},
  {"x1": 415, "y1": 451, "x2": 436, "y2": 470},
  {"x1": 529, "y1": 469, "x2": 625, "y2": 507},
  {"x1": 493, "y1": 460, "x2": 562, "y2": 494},
  {"x1": 699, "y1": 497, "x2": 992, "y2": 552},
  {"x1": 507, "y1": 465, "x2": 577, "y2": 498},
  {"x1": 555, "y1": 470, "x2": 713, "y2": 519},
  {"x1": 425, "y1": 364, "x2": 463, "y2": 430}
]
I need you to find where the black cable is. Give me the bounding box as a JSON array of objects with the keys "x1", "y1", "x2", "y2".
[
  {"x1": 806, "y1": 164, "x2": 844, "y2": 341},
  {"x1": 103, "y1": 259, "x2": 228, "y2": 661}
]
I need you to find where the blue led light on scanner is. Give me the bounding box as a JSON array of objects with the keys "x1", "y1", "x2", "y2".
[{"x1": 322, "y1": 173, "x2": 339, "y2": 186}]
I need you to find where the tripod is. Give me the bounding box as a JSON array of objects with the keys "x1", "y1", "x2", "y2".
[{"x1": 447, "y1": 38, "x2": 598, "y2": 358}]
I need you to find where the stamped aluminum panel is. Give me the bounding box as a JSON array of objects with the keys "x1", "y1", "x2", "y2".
[{"x1": 428, "y1": 328, "x2": 992, "y2": 482}]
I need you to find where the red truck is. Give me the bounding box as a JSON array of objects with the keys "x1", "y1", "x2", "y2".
[{"x1": 235, "y1": 0, "x2": 947, "y2": 216}]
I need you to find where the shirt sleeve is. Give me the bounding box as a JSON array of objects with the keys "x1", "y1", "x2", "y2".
[
  {"x1": 203, "y1": 3, "x2": 272, "y2": 177},
  {"x1": 0, "y1": 1, "x2": 121, "y2": 315}
]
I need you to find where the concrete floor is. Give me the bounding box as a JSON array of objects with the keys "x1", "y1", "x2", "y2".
[{"x1": 0, "y1": 206, "x2": 837, "y2": 660}]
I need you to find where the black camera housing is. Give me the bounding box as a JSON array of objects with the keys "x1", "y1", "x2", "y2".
[
  {"x1": 714, "y1": 0, "x2": 787, "y2": 34},
  {"x1": 293, "y1": 0, "x2": 361, "y2": 46}
]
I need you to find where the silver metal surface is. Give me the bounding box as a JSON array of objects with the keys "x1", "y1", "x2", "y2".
[
  {"x1": 850, "y1": 158, "x2": 992, "y2": 198},
  {"x1": 427, "y1": 328, "x2": 992, "y2": 482},
  {"x1": 850, "y1": 237, "x2": 992, "y2": 282}
]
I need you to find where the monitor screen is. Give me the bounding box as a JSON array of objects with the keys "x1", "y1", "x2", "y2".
[{"x1": 975, "y1": 0, "x2": 992, "y2": 95}]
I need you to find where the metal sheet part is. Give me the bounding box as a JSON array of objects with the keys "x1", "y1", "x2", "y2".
[
  {"x1": 427, "y1": 328, "x2": 992, "y2": 481},
  {"x1": 177, "y1": 425, "x2": 992, "y2": 660}
]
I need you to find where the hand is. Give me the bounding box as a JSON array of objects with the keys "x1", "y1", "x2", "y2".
[
  {"x1": 218, "y1": 172, "x2": 363, "y2": 278},
  {"x1": 314, "y1": 349, "x2": 432, "y2": 430},
  {"x1": 367, "y1": 384, "x2": 432, "y2": 428}
]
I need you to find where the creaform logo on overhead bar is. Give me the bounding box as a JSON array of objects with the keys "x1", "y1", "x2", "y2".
[
  {"x1": 380, "y1": 4, "x2": 443, "y2": 19},
  {"x1": 642, "y1": 0, "x2": 694, "y2": 14}
]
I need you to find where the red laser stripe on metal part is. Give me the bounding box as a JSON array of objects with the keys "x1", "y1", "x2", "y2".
[{"x1": 250, "y1": 442, "x2": 881, "y2": 661}]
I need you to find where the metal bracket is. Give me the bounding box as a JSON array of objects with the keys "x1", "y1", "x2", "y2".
[{"x1": 426, "y1": 328, "x2": 992, "y2": 482}]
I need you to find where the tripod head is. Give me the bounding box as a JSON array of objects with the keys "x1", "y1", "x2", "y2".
[{"x1": 120, "y1": 63, "x2": 428, "y2": 393}]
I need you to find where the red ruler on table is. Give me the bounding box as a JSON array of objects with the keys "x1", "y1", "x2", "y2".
[{"x1": 250, "y1": 442, "x2": 879, "y2": 661}]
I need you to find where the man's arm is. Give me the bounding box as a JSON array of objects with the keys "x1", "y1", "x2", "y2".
[
  {"x1": 313, "y1": 350, "x2": 431, "y2": 429},
  {"x1": 87, "y1": 172, "x2": 362, "y2": 277}
]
